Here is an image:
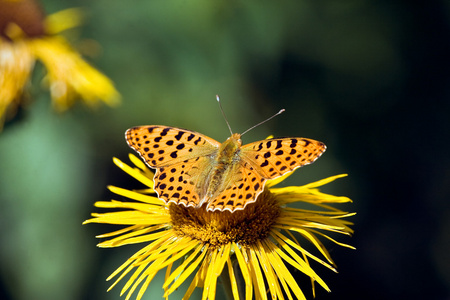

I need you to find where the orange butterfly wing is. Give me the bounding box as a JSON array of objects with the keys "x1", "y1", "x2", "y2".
[
  {"x1": 241, "y1": 137, "x2": 326, "y2": 178},
  {"x1": 153, "y1": 156, "x2": 216, "y2": 207},
  {"x1": 206, "y1": 137, "x2": 326, "y2": 212},
  {"x1": 206, "y1": 159, "x2": 265, "y2": 212},
  {"x1": 125, "y1": 126, "x2": 220, "y2": 206}
]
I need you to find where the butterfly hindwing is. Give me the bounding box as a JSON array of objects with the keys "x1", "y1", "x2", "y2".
[
  {"x1": 154, "y1": 155, "x2": 215, "y2": 208},
  {"x1": 206, "y1": 160, "x2": 266, "y2": 212},
  {"x1": 241, "y1": 137, "x2": 326, "y2": 179},
  {"x1": 126, "y1": 126, "x2": 220, "y2": 168}
]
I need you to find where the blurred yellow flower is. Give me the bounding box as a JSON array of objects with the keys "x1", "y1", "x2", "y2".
[
  {"x1": 84, "y1": 154, "x2": 355, "y2": 300},
  {"x1": 0, "y1": 0, "x2": 120, "y2": 129}
]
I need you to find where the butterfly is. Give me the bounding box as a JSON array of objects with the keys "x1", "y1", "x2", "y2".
[{"x1": 125, "y1": 124, "x2": 326, "y2": 213}]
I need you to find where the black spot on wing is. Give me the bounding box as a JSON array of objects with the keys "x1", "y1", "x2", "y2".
[
  {"x1": 302, "y1": 139, "x2": 311, "y2": 146},
  {"x1": 160, "y1": 128, "x2": 170, "y2": 136},
  {"x1": 275, "y1": 140, "x2": 283, "y2": 149},
  {"x1": 174, "y1": 131, "x2": 185, "y2": 140},
  {"x1": 290, "y1": 139, "x2": 297, "y2": 148},
  {"x1": 194, "y1": 137, "x2": 202, "y2": 145}
]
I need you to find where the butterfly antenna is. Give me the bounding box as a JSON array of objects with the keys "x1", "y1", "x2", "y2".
[
  {"x1": 241, "y1": 109, "x2": 285, "y2": 136},
  {"x1": 216, "y1": 95, "x2": 233, "y2": 135}
]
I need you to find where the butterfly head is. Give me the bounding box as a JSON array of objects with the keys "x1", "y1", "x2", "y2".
[
  {"x1": 228, "y1": 132, "x2": 242, "y2": 142},
  {"x1": 220, "y1": 133, "x2": 242, "y2": 157}
]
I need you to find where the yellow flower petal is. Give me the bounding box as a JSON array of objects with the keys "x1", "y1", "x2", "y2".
[
  {"x1": 107, "y1": 186, "x2": 160, "y2": 205},
  {"x1": 113, "y1": 157, "x2": 155, "y2": 189},
  {"x1": 233, "y1": 243, "x2": 253, "y2": 300},
  {"x1": 162, "y1": 244, "x2": 204, "y2": 289},
  {"x1": 0, "y1": 38, "x2": 34, "y2": 129},
  {"x1": 226, "y1": 257, "x2": 241, "y2": 300},
  {"x1": 30, "y1": 36, "x2": 120, "y2": 111},
  {"x1": 164, "y1": 244, "x2": 209, "y2": 296},
  {"x1": 44, "y1": 8, "x2": 84, "y2": 35},
  {"x1": 249, "y1": 246, "x2": 268, "y2": 300}
]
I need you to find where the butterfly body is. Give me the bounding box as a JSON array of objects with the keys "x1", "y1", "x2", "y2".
[
  {"x1": 197, "y1": 133, "x2": 242, "y2": 207},
  {"x1": 126, "y1": 126, "x2": 326, "y2": 213}
]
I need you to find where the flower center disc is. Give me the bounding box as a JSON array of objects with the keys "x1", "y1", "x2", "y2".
[{"x1": 169, "y1": 190, "x2": 281, "y2": 248}]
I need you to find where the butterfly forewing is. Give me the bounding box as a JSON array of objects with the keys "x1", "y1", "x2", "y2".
[
  {"x1": 241, "y1": 137, "x2": 326, "y2": 179},
  {"x1": 126, "y1": 126, "x2": 220, "y2": 168},
  {"x1": 126, "y1": 126, "x2": 220, "y2": 207}
]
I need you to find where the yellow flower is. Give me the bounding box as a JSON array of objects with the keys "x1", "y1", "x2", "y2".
[
  {"x1": 0, "y1": 0, "x2": 120, "y2": 129},
  {"x1": 84, "y1": 154, "x2": 355, "y2": 300}
]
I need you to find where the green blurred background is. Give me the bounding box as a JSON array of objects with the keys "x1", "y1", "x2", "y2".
[{"x1": 1, "y1": 0, "x2": 449, "y2": 299}]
